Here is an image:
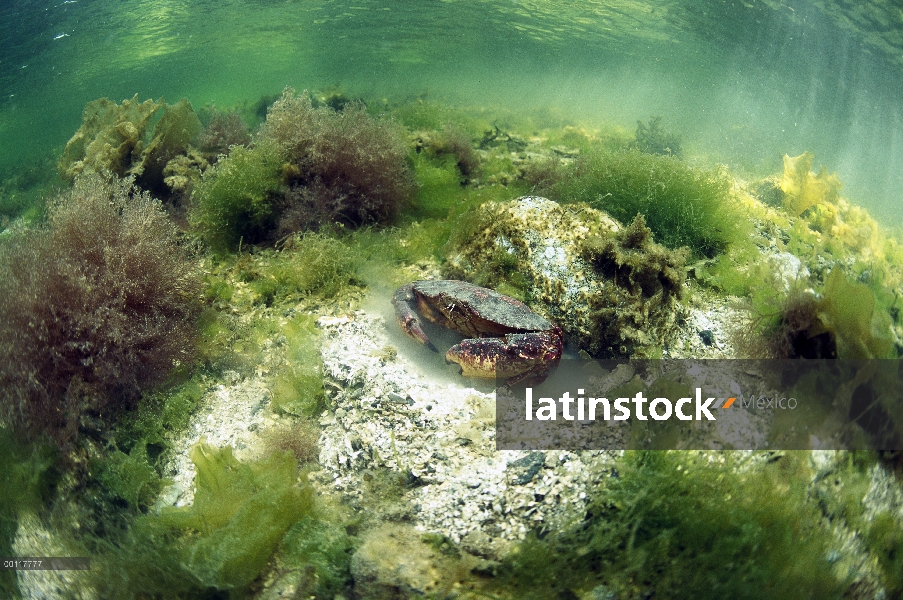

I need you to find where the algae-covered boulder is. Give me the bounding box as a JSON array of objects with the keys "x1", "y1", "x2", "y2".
[{"x1": 444, "y1": 196, "x2": 686, "y2": 357}]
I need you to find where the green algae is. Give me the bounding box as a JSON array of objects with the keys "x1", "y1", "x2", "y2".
[
  {"x1": 157, "y1": 443, "x2": 312, "y2": 590},
  {"x1": 345, "y1": 221, "x2": 453, "y2": 290},
  {"x1": 88, "y1": 442, "x2": 319, "y2": 597},
  {"x1": 110, "y1": 375, "x2": 207, "y2": 467},
  {"x1": 244, "y1": 233, "x2": 360, "y2": 305},
  {"x1": 497, "y1": 451, "x2": 903, "y2": 599},
  {"x1": 812, "y1": 452, "x2": 903, "y2": 596},
  {"x1": 406, "y1": 142, "x2": 524, "y2": 222},
  {"x1": 865, "y1": 510, "x2": 903, "y2": 593},
  {"x1": 189, "y1": 143, "x2": 285, "y2": 253},
  {"x1": 498, "y1": 451, "x2": 848, "y2": 600},
  {"x1": 270, "y1": 316, "x2": 326, "y2": 417},
  {"x1": 820, "y1": 267, "x2": 895, "y2": 359},
  {"x1": 544, "y1": 148, "x2": 744, "y2": 258},
  {"x1": 191, "y1": 230, "x2": 360, "y2": 383},
  {"x1": 542, "y1": 123, "x2": 628, "y2": 154},
  {"x1": 0, "y1": 431, "x2": 58, "y2": 599},
  {"x1": 692, "y1": 242, "x2": 776, "y2": 297},
  {"x1": 279, "y1": 515, "x2": 355, "y2": 597},
  {"x1": 409, "y1": 151, "x2": 467, "y2": 220},
  {"x1": 97, "y1": 444, "x2": 166, "y2": 512},
  {"x1": 392, "y1": 100, "x2": 489, "y2": 138}
]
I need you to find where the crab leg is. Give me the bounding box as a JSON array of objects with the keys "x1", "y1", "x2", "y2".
[
  {"x1": 392, "y1": 283, "x2": 437, "y2": 352},
  {"x1": 446, "y1": 330, "x2": 562, "y2": 383}
]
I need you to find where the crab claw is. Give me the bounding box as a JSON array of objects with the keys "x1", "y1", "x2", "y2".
[
  {"x1": 446, "y1": 330, "x2": 562, "y2": 384},
  {"x1": 392, "y1": 283, "x2": 437, "y2": 352}
]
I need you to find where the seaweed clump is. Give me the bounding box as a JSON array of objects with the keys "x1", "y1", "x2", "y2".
[
  {"x1": 132, "y1": 99, "x2": 203, "y2": 195},
  {"x1": 90, "y1": 441, "x2": 350, "y2": 597},
  {"x1": 0, "y1": 174, "x2": 200, "y2": 449},
  {"x1": 778, "y1": 151, "x2": 842, "y2": 217},
  {"x1": 581, "y1": 214, "x2": 686, "y2": 300},
  {"x1": 578, "y1": 214, "x2": 687, "y2": 354},
  {"x1": 219, "y1": 232, "x2": 360, "y2": 309},
  {"x1": 750, "y1": 268, "x2": 895, "y2": 359},
  {"x1": 634, "y1": 115, "x2": 682, "y2": 157},
  {"x1": 195, "y1": 109, "x2": 252, "y2": 159},
  {"x1": 58, "y1": 95, "x2": 161, "y2": 182},
  {"x1": 538, "y1": 148, "x2": 742, "y2": 259},
  {"x1": 756, "y1": 288, "x2": 837, "y2": 359},
  {"x1": 59, "y1": 95, "x2": 203, "y2": 196},
  {"x1": 497, "y1": 452, "x2": 849, "y2": 599},
  {"x1": 161, "y1": 110, "x2": 251, "y2": 200},
  {"x1": 415, "y1": 124, "x2": 480, "y2": 179},
  {"x1": 189, "y1": 88, "x2": 416, "y2": 251},
  {"x1": 262, "y1": 88, "x2": 416, "y2": 236},
  {"x1": 154, "y1": 443, "x2": 312, "y2": 589},
  {"x1": 189, "y1": 143, "x2": 285, "y2": 252}
]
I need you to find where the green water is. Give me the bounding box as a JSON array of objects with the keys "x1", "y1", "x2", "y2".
[{"x1": 2, "y1": 0, "x2": 903, "y2": 220}]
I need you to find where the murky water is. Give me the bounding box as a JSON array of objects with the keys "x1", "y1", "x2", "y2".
[{"x1": 1, "y1": 0, "x2": 902, "y2": 219}]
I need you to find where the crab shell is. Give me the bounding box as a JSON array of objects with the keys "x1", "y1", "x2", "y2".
[{"x1": 393, "y1": 280, "x2": 563, "y2": 384}]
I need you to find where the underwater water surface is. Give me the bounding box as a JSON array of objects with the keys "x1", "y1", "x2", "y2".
[{"x1": 1, "y1": 0, "x2": 903, "y2": 219}]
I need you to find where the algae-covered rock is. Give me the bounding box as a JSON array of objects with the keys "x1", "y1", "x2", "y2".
[
  {"x1": 351, "y1": 523, "x2": 489, "y2": 600},
  {"x1": 444, "y1": 196, "x2": 686, "y2": 357}
]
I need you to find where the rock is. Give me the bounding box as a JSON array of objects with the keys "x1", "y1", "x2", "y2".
[
  {"x1": 444, "y1": 196, "x2": 687, "y2": 357},
  {"x1": 767, "y1": 251, "x2": 810, "y2": 291},
  {"x1": 317, "y1": 312, "x2": 619, "y2": 559},
  {"x1": 350, "y1": 523, "x2": 487, "y2": 599},
  {"x1": 508, "y1": 451, "x2": 546, "y2": 485}
]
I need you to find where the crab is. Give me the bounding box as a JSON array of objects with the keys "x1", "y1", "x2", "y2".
[{"x1": 393, "y1": 280, "x2": 563, "y2": 384}]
